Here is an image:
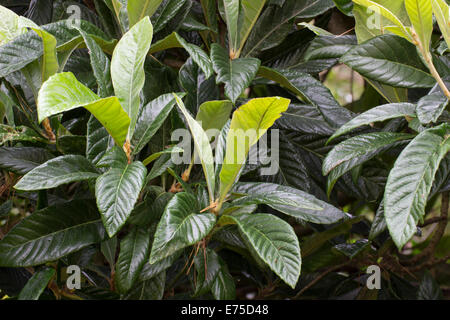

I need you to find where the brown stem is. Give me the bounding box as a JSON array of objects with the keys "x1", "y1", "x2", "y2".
[
  {"x1": 123, "y1": 139, "x2": 132, "y2": 164},
  {"x1": 42, "y1": 118, "x2": 55, "y2": 141},
  {"x1": 412, "y1": 30, "x2": 450, "y2": 99}
]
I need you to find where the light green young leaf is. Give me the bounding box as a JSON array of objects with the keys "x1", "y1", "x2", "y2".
[
  {"x1": 236, "y1": 0, "x2": 267, "y2": 57},
  {"x1": 37, "y1": 72, "x2": 130, "y2": 146},
  {"x1": 196, "y1": 100, "x2": 233, "y2": 136},
  {"x1": 432, "y1": 0, "x2": 450, "y2": 48},
  {"x1": 30, "y1": 28, "x2": 58, "y2": 82},
  {"x1": 127, "y1": 0, "x2": 164, "y2": 27},
  {"x1": 405, "y1": 0, "x2": 433, "y2": 53},
  {"x1": 352, "y1": 0, "x2": 412, "y2": 40},
  {"x1": 219, "y1": 97, "x2": 290, "y2": 202},
  {"x1": 0, "y1": 5, "x2": 39, "y2": 44},
  {"x1": 111, "y1": 16, "x2": 153, "y2": 140}
]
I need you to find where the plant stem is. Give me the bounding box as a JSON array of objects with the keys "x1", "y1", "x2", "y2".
[
  {"x1": 426, "y1": 54, "x2": 450, "y2": 99},
  {"x1": 412, "y1": 31, "x2": 450, "y2": 98}
]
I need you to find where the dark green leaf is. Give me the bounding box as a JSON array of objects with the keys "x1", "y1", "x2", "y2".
[
  {"x1": 385, "y1": 123, "x2": 450, "y2": 249},
  {"x1": 115, "y1": 227, "x2": 152, "y2": 293},
  {"x1": 18, "y1": 268, "x2": 55, "y2": 300},
  {"x1": 95, "y1": 161, "x2": 147, "y2": 237},
  {"x1": 222, "y1": 213, "x2": 301, "y2": 288},
  {"x1": 211, "y1": 43, "x2": 260, "y2": 103},
  {"x1": 341, "y1": 35, "x2": 435, "y2": 88},
  {"x1": 0, "y1": 147, "x2": 53, "y2": 175},
  {"x1": 14, "y1": 155, "x2": 99, "y2": 191},
  {"x1": 233, "y1": 182, "x2": 347, "y2": 224},
  {"x1": 0, "y1": 200, "x2": 106, "y2": 267},
  {"x1": 132, "y1": 93, "x2": 184, "y2": 155},
  {"x1": 149, "y1": 192, "x2": 216, "y2": 264}
]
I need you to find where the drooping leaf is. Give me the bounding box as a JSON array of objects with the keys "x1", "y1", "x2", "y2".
[
  {"x1": 323, "y1": 133, "x2": 413, "y2": 195},
  {"x1": 146, "y1": 152, "x2": 174, "y2": 182},
  {"x1": 333, "y1": 239, "x2": 369, "y2": 259},
  {"x1": 151, "y1": 0, "x2": 187, "y2": 34},
  {"x1": 329, "y1": 103, "x2": 417, "y2": 142},
  {"x1": 101, "y1": 236, "x2": 117, "y2": 270},
  {"x1": 14, "y1": 155, "x2": 99, "y2": 191},
  {"x1": 173, "y1": 93, "x2": 215, "y2": 202},
  {"x1": 0, "y1": 200, "x2": 106, "y2": 267},
  {"x1": 275, "y1": 104, "x2": 335, "y2": 136},
  {"x1": 111, "y1": 16, "x2": 153, "y2": 140},
  {"x1": 211, "y1": 43, "x2": 260, "y2": 103},
  {"x1": 115, "y1": 227, "x2": 152, "y2": 293},
  {"x1": 0, "y1": 147, "x2": 53, "y2": 175},
  {"x1": 0, "y1": 200, "x2": 12, "y2": 218},
  {"x1": 210, "y1": 258, "x2": 236, "y2": 300},
  {"x1": 221, "y1": 213, "x2": 301, "y2": 288},
  {"x1": 37, "y1": 72, "x2": 130, "y2": 146},
  {"x1": 18, "y1": 268, "x2": 55, "y2": 300},
  {"x1": 304, "y1": 35, "x2": 357, "y2": 61},
  {"x1": 95, "y1": 161, "x2": 147, "y2": 237},
  {"x1": 219, "y1": 97, "x2": 290, "y2": 201},
  {"x1": 341, "y1": 35, "x2": 435, "y2": 88},
  {"x1": 416, "y1": 92, "x2": 449, "y2": 124},
  {"x1": 384, "y1": 123, "x2": 450, "y2": 249},
  {"x1": 149, "y1": 192, "x2": 216, "y2": 264},
  {"x1": 233, "y1": 182, "x2": 347, "y2": 224}
]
